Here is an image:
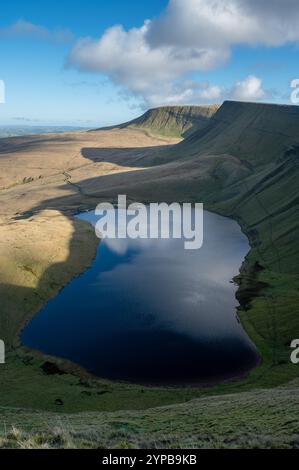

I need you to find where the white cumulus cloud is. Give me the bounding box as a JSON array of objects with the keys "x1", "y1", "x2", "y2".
[
  {"x1": 144, "y1": 81, "x2": 224, "y2": 107},
  {"x1": 230, "y1": 76, "x2": 266, "y2": 101},
  {"x1": 68, "y1": 22, "x2": 228, "y2": 95},
  {"x1": 68, "y1": 0, "x2": 293, "y2": 106}
]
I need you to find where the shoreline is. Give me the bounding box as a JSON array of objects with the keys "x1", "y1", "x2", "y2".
[{"x1": 16, "y1": 205, "x2": 262, "y2": 391}]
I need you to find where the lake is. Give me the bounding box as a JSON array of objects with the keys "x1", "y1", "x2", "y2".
[{"x1": 22, "y1": 209, "x2": 259, "y2": 385}]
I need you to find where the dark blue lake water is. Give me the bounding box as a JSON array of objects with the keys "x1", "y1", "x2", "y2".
[{"x1": 22, "y1": 209, "x2": 258, "y2": 385}]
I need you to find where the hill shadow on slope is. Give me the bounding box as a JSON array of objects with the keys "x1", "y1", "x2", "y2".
[{"x1": 81, "y1": 144, "x2": 177, "y2": 168}]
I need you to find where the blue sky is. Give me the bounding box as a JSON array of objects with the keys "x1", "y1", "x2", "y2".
[{"x1": 0, "y1": 0, "x2": 298, "y2": 126}]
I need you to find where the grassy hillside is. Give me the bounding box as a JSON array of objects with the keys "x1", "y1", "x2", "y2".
[
  {"x1": 179, "y1": 100, "x2": 299, "y2": 163},
  {"x1": 100, "y1": 105, "x2": 219, "y2": 138},
  {"x1": 0, "y1": 101, "x2": 298, "y2": 448},
  {"x1": 1, "y1": 379, "x2": 298, "y2": 449}
]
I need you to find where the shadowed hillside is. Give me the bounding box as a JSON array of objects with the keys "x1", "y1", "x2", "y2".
[
  {"x1": 146, "y1": 101, "x2": 299, "y2": 272},
  {"x1": 178, "y1": 100, "x2": 299, "y2": 163}
]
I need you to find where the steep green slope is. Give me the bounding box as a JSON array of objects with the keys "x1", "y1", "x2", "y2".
[
  {"x1": 162, "y1": 101, "x2": 299, "y2": 273},
  {"x1": 180, "y1": 100, "x2": 299, "y2": 164},
  {"x1": 100, "y1": 105, "x2": 219, "y2": 138}
]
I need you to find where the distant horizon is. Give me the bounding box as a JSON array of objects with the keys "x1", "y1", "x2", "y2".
[
  {"x1": 0, "y1": 124, "x2": 90, "y2": 128},
  {"x1": 1, "y1": 0, "x2": 299, "y2": 126},
  {"x1": 2, "y1": 98, "x2": 299, "y2": 130}
]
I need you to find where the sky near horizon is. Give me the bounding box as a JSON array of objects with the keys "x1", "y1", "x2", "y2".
[{"x1": 0, "y1": 0, "x2": 298, "y2": 127}]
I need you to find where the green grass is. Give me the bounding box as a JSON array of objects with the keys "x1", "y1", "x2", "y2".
[
  {"x1": 1, "y1": 379, "x2": 298, "y2": 449},
  {"x1": 122, "y1": 105, "x2": 219, "y2": 138},
  {"x1": 0, "y1": 101, "x2": 298, "y2": 448}
]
